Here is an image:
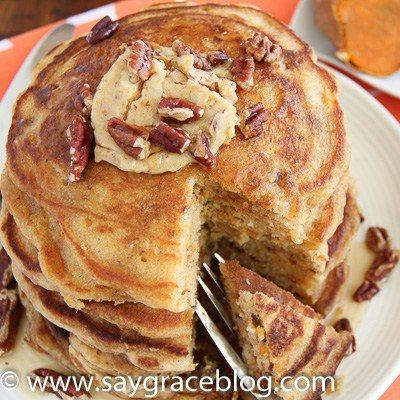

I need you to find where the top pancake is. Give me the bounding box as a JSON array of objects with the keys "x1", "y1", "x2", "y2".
[{"x1": 6, "y1": 3, "x2": 349, "y2": 237}]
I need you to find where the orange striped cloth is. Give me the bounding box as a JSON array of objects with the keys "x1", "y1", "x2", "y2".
[{"x1": 0, "y1": 1, "x2": 398, "y2": 398}]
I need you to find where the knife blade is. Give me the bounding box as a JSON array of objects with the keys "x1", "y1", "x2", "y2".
[{"x1": 0, "y1": 23, "x2": 75, "y2": 170}]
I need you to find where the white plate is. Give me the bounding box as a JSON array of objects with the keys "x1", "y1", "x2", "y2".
[
  {"x1": 290, "y1": 0, "x2": 400, "y2": 99},
  {"x1": 327, "y1": 69, "x2": 400, "y2": 400},
  {"x1": 1, "y1": 69, "x2": 400, "y2": 400}
]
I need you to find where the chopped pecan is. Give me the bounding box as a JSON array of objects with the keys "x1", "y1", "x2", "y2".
[
  {"x1": 366, "y1": 226, "x2": 391, "y2": 253},
  {"x1": 0, "y1": 248, "x2": 13, "y2": 289},
  {"x1": 0, "y1": 289, "x2": 21, "y2": 356},
  {"x1": 241, "y1": 102, "x2": 269, "y2": 139},
  {"x1": 67, "y1": 116, "x2": 92, "y2": 182},
  {"x1": 367, "y1": 248, "x2": 399, "y2": 282},
  {"x1": 231, "y1": 54, "x2": 255, "y2": 90},
  {"x1": 371, "y1": 248, "x2": 399, "y2": 269},
  {"x1": 149, "y1": 121, "x2": 190, "y2": 154},
  {"x1": 31, "y1": 369, "x2": 91, "y2": 399},
  {"x1": 107, "y1": 118, "x2": 149, "y2": 159},
  {"x1": 190, "y1": 132, "x2": 215, "y2": 167},
  {"x1": 157, "y1": 97, "x2": 204, "y2": 122},
  {"x1": 333, "y1": 318, "x2": 356, "y2": 354},
  {"x1": 353, "y1": 281, "x2": 380, "y2": 302},
  {"x1": 86, "y1": 16, "x2": 118, "y2": 45},
  {"x1": 128, "y1": 40, "x2": 153, "y2": 81},
  {"x1": 244, "y1": 33, "x2": 282, "y2": 63},
  {"x1": 74, "y1": 83, "x2": 93, "y2": 116},
  {"x1": 172, "y1": 39, "x2": 211, "y2": 70},
  {"x1": 207, "y1": 50, "x2": 229, "y2": 66}
]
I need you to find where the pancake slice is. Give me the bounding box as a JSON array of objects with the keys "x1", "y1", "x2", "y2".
[
  {"x1": 220, "y1": 260, "x2": 352, "y2": 400},
  {"x1": 15, "y1": 265, "x2": 195, "y2": 373}
]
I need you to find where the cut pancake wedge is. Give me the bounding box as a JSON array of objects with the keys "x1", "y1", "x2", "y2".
[{"x1": 220, "y1": 260, "x2": 352, "y2": 400}]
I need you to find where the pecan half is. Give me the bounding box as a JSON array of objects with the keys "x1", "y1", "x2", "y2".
[
  {"x1": 244, "y1": 33, "x2": 282, "y2": 63},
  {"x1": 190, "y1": 132, "x2": 215, "y2": 167},
  {"x1": 157, "y1": 97, "x2": 204, "y2": 122},
  {"x1": 241, "y1": 102, "x2": 269, "y2": 139},
  {"x1": 67, "y1": 116, "x2": 92, "y2": 182},
  {"x1": 128, "y1": 40, "x2": 153, "y2": 81},
  {"x1": 31, "y1": 369, "x2": 91, "y2": 399},
  {"x1": 0, "y1": 289, "x2": 21, "y2": 356},
  {"x1": 231, "y1": 54, "x2": 255, "y2": 90},
  {"x1": 149, "y1": 121, "x2": 190, "y2": 153},
  {"x1": 0, "y1": 248, "x2": 12, "y2": 289},
  {"x1": 207, "y1": 50, "x2": 229, "y2": 66},
  {"x1": 107, "y1": 118, "x2": 149, "y2": 159},
  {"x1": 172, "y1": 39, "x2": 211, "y2": 70},
  {"x1": 367, "y1": 248, "x2": 399, "y2": 282},
  {"x1": 366, "y1": 226, "x2": 391, "y2": 253},
  {"x1": 86, "y1": 16, "x2": 118, "y2": 45},
  {"x1": 74, "y1": 83, "x2": 93, "y2": 116},
  {"x1": 353, "y1": 281, "x2": 380, "y2": 302},
  {"x1": 333, "y1": 318, "x2": 356, "y2": 354}
]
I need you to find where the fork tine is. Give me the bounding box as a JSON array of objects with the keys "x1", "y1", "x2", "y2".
[
  {"x1": 195, "y1": 301, "x2": 247, "y2": 378},
  {"x1": 196, "y1": 302, "x2": 265, "y2": 400},
  {"x1": 198, "y1": 276, "x2": 234, "y2": 334},
  {"x1": 202, "y1": 261, "x2": 224, "y2": 292},
  {"x1": 214, "y1": 252, "x2": 225, "y2": 263}
]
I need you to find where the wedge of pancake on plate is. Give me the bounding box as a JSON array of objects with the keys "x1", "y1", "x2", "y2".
[
  {"x1": 0, "y1": 1, "x2": 360, "y2": 398},
  {"x1": 221, "y1": 260, "x2": 352, "y2": 400}
]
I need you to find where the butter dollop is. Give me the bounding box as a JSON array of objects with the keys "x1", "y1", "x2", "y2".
[{"x1": 91, "y1": 43, "x2": 239, "y2": 174}]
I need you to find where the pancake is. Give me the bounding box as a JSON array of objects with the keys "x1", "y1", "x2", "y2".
[
  {"x1": 22, "y1": 290, "x2": 71, "y2": 369},
  {"x1": 0, "y1": 209, "x2": 194, "y2": 339},
  {"x1": 2, "y1": 167, "x2": 358, "y2": 312},
  {"x1": 220, "y1": 260, "x2": 352, "y2": 400},
  {"x1": 3, "y1": 3, "x2": 351, "y2": 316},
  {"x1": 22, "y1": 291, "x2": 230, "y2": 399},
  {"x1": 15, "y1": 264, "x2": 194, "y2": 373}
]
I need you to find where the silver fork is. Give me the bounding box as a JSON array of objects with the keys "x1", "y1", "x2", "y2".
[{"x1": 196, "y1": 253, "x2": 266, "y2": 399}]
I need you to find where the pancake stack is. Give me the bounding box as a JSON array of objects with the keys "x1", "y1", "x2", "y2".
[{"x1": 0, "y1": 2, "x2": 359, "y2": 398}]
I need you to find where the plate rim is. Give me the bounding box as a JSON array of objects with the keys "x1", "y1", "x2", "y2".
[{"x1": 329, "y1": 67, "x2": 400, "y2": 400}]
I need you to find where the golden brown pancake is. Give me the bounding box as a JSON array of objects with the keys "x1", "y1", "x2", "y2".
[
  {"x1": 15, "y1": 265, "x2": 194, "y2": 373},
  {"x1": 22, "y1": 291, "x2": 230, "y2": 399},
  {"x1": 220, "y1": 260, "x2": 352, "y2": 400},
  {"x1": 4, "y1": 3, "x2": 351, "y2": 314},
  {"x1": 1, "y1": 209, "x2": 194, "y2": 339}
]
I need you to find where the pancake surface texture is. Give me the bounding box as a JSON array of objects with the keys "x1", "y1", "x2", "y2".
[
  {"x1": 1, "y1": 2, "x2": 357, "y2": 395},
  {"x1": 221, "y1": 260, "x2": 352, "y2": 400}
]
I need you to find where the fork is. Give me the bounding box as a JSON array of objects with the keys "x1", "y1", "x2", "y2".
[{"x1": 196, "y1": 253, "x2": 265, "y2": 399}]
